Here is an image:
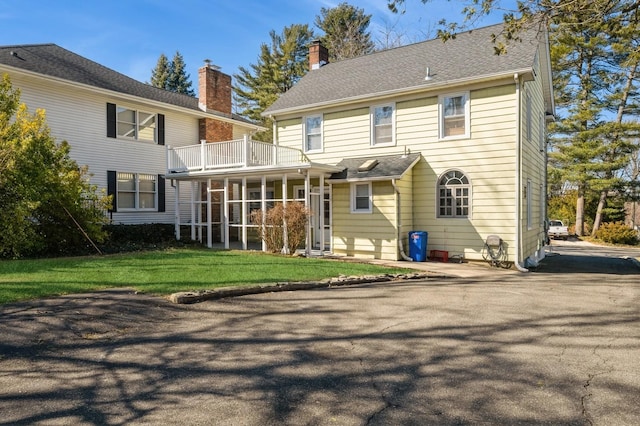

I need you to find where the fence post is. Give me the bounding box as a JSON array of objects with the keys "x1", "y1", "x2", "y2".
[
  {"x1": 200, "y1": 140, "x2": 206, "y2": 171},
  {"x1": 244, "y1": 134, "x2": 250, "y2": 167}
]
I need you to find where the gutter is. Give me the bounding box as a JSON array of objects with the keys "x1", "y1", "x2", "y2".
[
  {"x1": 392, "y1": 179, "x2": 413, "y2": 262},
  {"x1": 514, "y1": 73, "x2": 529, "y2": 272}
]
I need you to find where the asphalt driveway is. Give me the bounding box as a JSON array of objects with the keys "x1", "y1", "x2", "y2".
[{"x1": 0, "y1": 243, "x2": 638, "y2": 425}]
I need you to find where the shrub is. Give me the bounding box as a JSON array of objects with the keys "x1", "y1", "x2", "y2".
[
  {"x1": 594, "y1": 221, "x2": 639, "y2": 245},
  {"x1": 99, "y1": 223, "x2": 195, "y2": 254},
  {"x1": 251, "y1": 202, "x2": 310, "y2": 253}
]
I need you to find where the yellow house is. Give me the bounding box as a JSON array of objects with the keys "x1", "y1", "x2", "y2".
[{"x1": 262, "y1": 23, "x2": 555, "y2": 269}]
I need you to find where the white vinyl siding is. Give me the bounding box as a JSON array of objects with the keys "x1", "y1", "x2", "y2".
[
  {"x1": 8, "y1": 71, "x2": 200, "y2": 225},
  {"x1": 332, "y1": 181, "x2": 398, "y2": 259}
]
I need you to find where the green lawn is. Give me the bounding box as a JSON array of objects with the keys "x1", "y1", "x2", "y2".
[{"x1": 0, "y1": 248, "x2": 410, "y2": 304}]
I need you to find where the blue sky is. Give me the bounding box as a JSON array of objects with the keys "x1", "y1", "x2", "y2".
[{"x1": 1, "y1": 0, "x2": 509, "y2": 88}]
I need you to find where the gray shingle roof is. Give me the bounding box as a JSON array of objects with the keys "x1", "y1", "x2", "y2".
[
  {"x1": 264, "y1": 23, "x2": 541, "y2": 115},
  {"x1": 0, "y1": 43, "x2": 256, "y2": 125},
  {"x1": 0, "y1": 44, "x2": 203, "y2": 110},
  {"x1": 328, "y1": 152, "x2": 421, "y2": 182}
]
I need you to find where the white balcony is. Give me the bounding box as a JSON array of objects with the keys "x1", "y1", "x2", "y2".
[{"x1": 167, "y1": 137, "x2": 310, "y2": 174}]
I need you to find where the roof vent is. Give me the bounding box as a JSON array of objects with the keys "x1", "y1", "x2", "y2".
[
  {"x1": 424, "y1": 66, "x2": 433, "y2": 81},
  {"x1": 358, "y1": 159, "x2": 378, "y2": 172}
]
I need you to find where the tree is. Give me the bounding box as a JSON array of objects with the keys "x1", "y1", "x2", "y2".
[
  {"x1": 234, "y1": 24, "x2": 315, "y2": 142},
  {"x1": 150, "y1": 53, "x2": 170, "y2": 90},
  {"x1": 315, "y1": 2, "x2": 375, "y2": 61},
  {"x1": 387, "y1": 0, "x2": 640, "y2": 54},
  {"x1": 0, "y1": 74, "x2": 111, "y2": 258},
  {"x1": 548, "y1": 0, "x2": 640, "y2": 236},
  {"x1": 167, "y1": 51, "x2": 195, "y2": 96},
  {"x1": 149, "y1": 51, "x2": 195, "y2": 96}
]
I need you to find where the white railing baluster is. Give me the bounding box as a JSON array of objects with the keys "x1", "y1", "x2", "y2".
[{"x1": 166, "y1": 138, "x2": 310, "y2": 173}]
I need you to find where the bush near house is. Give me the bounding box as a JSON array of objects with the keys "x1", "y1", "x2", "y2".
[
  {"x1": 594, "y1": 222, "x2": 639, "y2": 245},
  {"x1": 251, "y1": 202, "x2": 310, "y2": 253}
]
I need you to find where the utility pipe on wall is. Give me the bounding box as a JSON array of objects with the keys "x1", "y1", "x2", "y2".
[
  {"x1": 514, "y1": 73, "x2": 529, "y2": 272},
  {"x1": 392, "y1": 179, "x2": 414, "y2": 262}
]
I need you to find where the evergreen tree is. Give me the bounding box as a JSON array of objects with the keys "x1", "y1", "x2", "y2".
[
  {"x1": 0, "y1": 74, "x2": 110, "y2": 258},
  {"x1": 149, "y1": 51, "x2": 195, "y2": 96},
  {"x1": 234, "y1": 24, "x2": 315, "y2": 141},
  {"x1": 150, "y1": 53, "x2": 170, "y2": 90},
  {"x1": 167, "y1": 51, "x2": 195, "y2": 96},
  {"x1": 549, "y1": 0, "x2": 640, "y2": 236},
  {"x1": 315, "y1": 2, "x2": 375, "y2": 61}
]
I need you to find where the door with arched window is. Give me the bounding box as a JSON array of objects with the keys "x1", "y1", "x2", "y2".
[{"x1": 437, "y1": 170, "x2": 471, "y2": 218}]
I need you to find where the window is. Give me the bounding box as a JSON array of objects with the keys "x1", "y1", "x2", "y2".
[
  {"x1": 439, "y1": 93, "x2": 469, "y2": 139},
  {"x1": 527, "y1": 179, "x2": 532, "y2": 230},
  {"x1": 437, "y1": 170, "x2": 470, "y2": 218},
  {"x1": 371, "y1": 104, "x2": 395, "y2": 146},
  {"x1": 303, "y1": 115, "x2": 322, "y2": 152},
  {"x1": 351, "y1": 182, "x2": 372, "y2": 213},
  {"x1": 525, "y1": 92, "x2": 532, "y2": 141},
  {"x1": 248, "y1": 188, "x2": 274, "y2": 223},
  {"x1": 539, "y1": 112, "x2": 546, "y2": 152},
  {"x1": 107, "y1": 103, "x2": 163, "y2": 144},
  {"x1": 116, "y1": 172, "x2": 157, "y2": 210}
]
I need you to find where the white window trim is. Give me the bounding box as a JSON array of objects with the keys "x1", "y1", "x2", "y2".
[
  {"x1": 527, "y1": 179, "x2": 533, "y2": 230},
  {"x1": 302, "y1": 114, "x2": 323, "y2": 153},
  {"x1": 525, "y1": 91, "x2": 532, "y2": 142},
  {"x1": 350, "y1": 182, "x2": 372, "y2": 214},
  {"x1": 117, "y1": 172, "x2": 158, "y2": 212},
  {"x1": 370, "y1": 103, "x2": 396, "y2": 147},
  {"x1": 436, "y1": 170, "x2": 472, "y2": 219},
  {"x1": 438, "y1": 92, "x2": 470, "y2": 140},
  {"x1": 116, "y1": 105, "x2": 157, "y2": 142}
]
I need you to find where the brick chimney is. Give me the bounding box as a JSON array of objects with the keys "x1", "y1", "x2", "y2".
[
  {"x1": 198, "y1": 60, "x2": 233, "y2": 142},
  {"x1": 309, "y1": 40, "x2": 329, "y2": 71}
]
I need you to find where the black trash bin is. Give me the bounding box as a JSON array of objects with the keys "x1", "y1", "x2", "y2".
[{"x1": 408, "y1": 231, "x2": 428, "y2": 262}]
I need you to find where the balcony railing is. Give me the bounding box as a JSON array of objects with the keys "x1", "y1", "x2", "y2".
[{"x1": 167, "y1": 137, "x2": 310, "y2": 173}]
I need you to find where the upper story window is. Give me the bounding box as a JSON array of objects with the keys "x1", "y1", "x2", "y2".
[
  {"x1": 303, "y1": 114, "x2": 323, "y2": 152},
  {"x1": 107, "y1": 103, "x2": 165, "y2": 145},
  {"x1": 525, "y1": 91, "x2": 532, "y2": 142},
  {"x1": 439, "y1": 92, "x2": 469, "y2": 139},
  {"x1": 371, "y1": 103, "x2": 395, "y2": 146},
  {"x1": 351, "y1": 182, "x2": 372, "y2": 213},
  {"x1": 117, "y1": 107, "x2": 156, "y2": 141},
  {"x1": 437, "y1": 170, "x2": 471, "y2": 218}
]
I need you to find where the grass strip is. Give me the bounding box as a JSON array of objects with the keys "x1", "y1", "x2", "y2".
[{"x1": 0, "y1": 248, "x2": 411, "y2": 304}]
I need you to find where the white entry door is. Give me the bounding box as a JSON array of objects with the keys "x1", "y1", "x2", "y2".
[{"x1": 294, "y1": 185, "x2": 330, "y2": 249}]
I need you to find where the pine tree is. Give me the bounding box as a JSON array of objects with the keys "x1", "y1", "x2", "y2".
[
  {"x1": 150, "y1": 53, "x2": 170, "y2": 90},
  {"x1": 149, "y1": 51, "x2": 195, "y2": 96},
  {"x1": 167, "y1": 51, "x2": 195, "y2": 96},
  {"x1": 234, "y1": 24, "x2": 315, "y2": 141},
  {"x1": 315, "y1": 2, "x2": 375, "y2": 61},
  {"x1": 548, "y1": 0, "x2": 640, "y2": 236}
]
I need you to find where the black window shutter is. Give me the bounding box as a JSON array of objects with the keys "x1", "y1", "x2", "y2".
[
  {"x1": 107, "y1": 170, "x2": 117, "y2": 212},
  {"x1": 107, "y1": 103, "x2": 116, "y2": 138},
  {"x1": 157, "y1": 113, "x2": 165, "y2": 145},
  {"x1": 158, "y1": 175, "x2": 166, "y2": 212}
]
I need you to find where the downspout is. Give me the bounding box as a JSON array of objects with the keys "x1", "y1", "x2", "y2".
[
  {"x1": 514, "y1": 73, "x2": 529, "y2": 272},
  {"x1": 392, "y1": 179, "x2": 413, "y2": 262}
]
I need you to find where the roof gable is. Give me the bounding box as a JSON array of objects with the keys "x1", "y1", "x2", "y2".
[
  {"x1": 0, "y1": 44, "x2": 203, "y2": 111},
  {"x1": 265, "y1": 23, "x2": 544, "y2": 116}
]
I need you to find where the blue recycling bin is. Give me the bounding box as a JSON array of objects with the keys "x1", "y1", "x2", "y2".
[{"x1": 408, "y1": 231, "x2": 428, "y2": 262}]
